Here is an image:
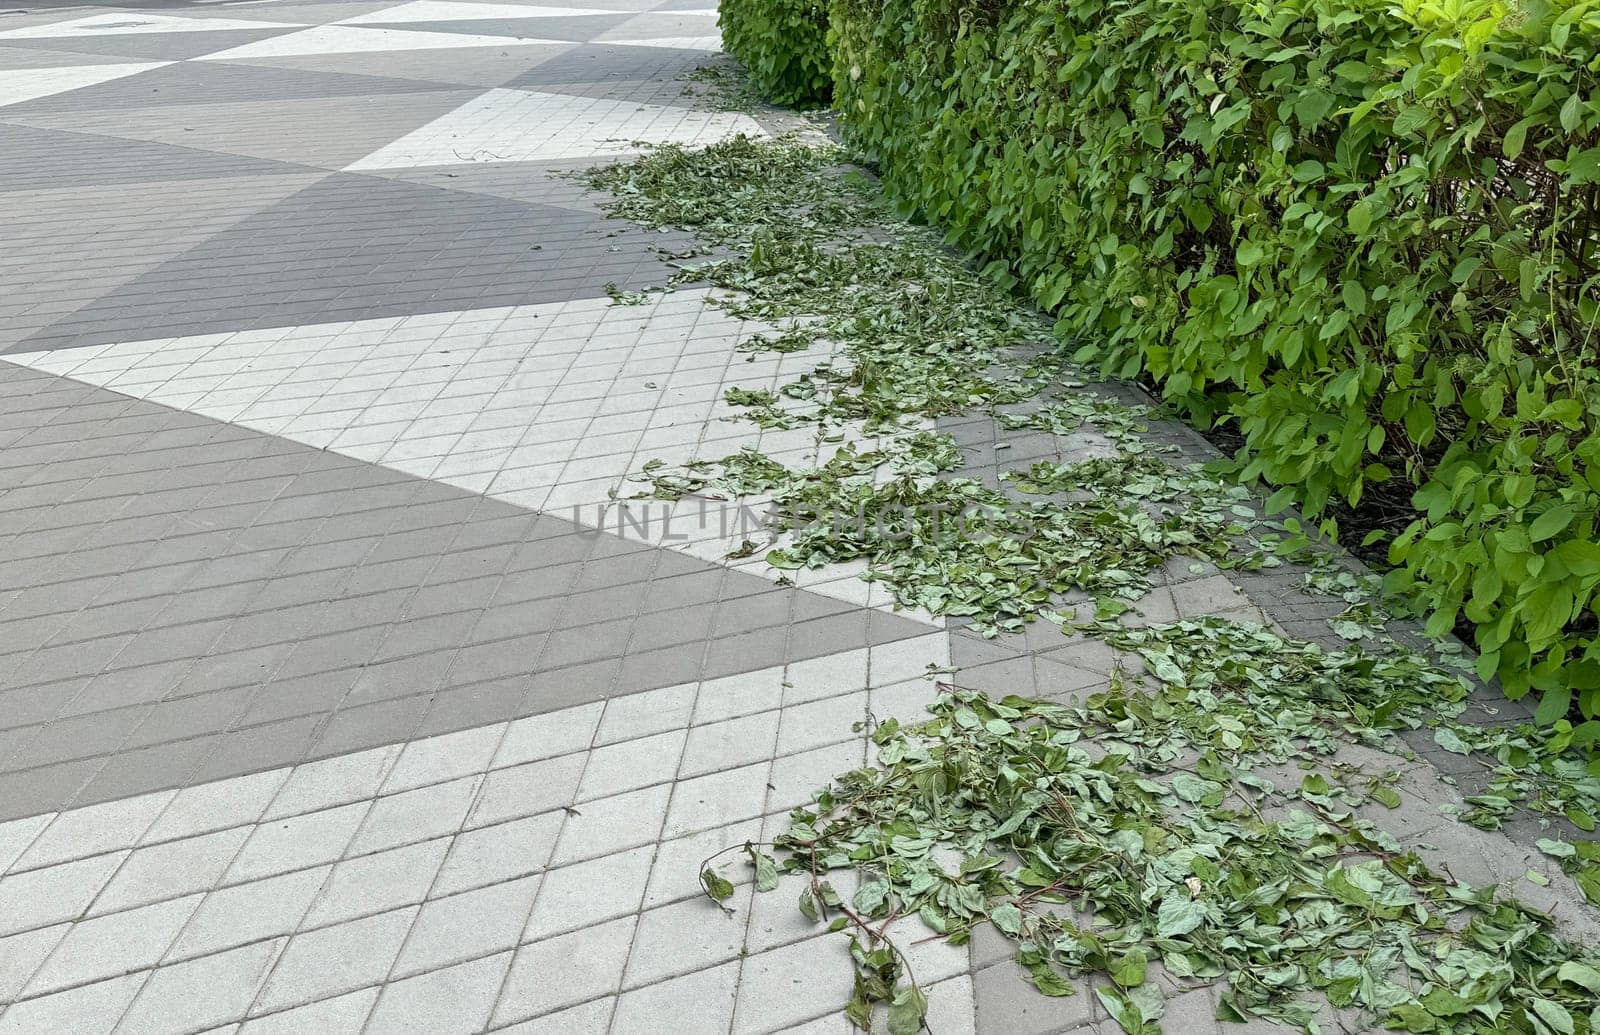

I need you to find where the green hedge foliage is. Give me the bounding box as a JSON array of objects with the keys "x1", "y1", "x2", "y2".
[
  {"x1": 718, "y1": 0, "x2": 831, "y2": 106},
  {"x1": 830, "y1": 0, "x2": 1600, "y2": 725}
]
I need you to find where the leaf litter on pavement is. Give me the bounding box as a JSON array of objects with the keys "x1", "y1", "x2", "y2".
[{"x1": 577, "y1": 103, "x2": 1600, "y2": 1034}]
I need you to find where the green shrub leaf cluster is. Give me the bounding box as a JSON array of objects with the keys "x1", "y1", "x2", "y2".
[
  {"x1": 828, "y1": 0, "x2": 1600, "y2": 726},
  {"x1": 717, "y1": 0, "x2": 831, "y2": 106}
]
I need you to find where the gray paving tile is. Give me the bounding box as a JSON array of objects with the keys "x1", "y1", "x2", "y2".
[
  {"x1": 6, "y1": 90, "x2": 481, "y2": 170},
  {"x1": 213, "y1": 40, "x2": 577, "y2": 88},
  {"x1": 0, "y1": 57, "x2": 452, "y2": 116},
  {"x1": 506, "y1": 42, "x2": 718, "y2": 86},
  {"x1": 0, "y1": 365, "x2": 933, "y2": 821},
  {"x1": 0, "y1": 26, "x2": 300, "y2": 61},
  {"x1": 18, "y1": 172, "x2": 673, "y2": 349},
  {"x1": 0, "y1": 170, "x2": 326, "y2": 353}
]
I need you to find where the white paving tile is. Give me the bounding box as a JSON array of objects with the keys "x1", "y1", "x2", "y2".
[
  {"x1": 574, "y1": 728, "x2": 685, "y2": 801},
  {"x1": 224, "y1": 802, "x2": 368, "y2": 885},
  {"x1": 143, "y1": 771, "x2": 287, "y2": 846},
  {"x1": 344, "y1": 87, "x2": 764, "y2": 169},
  {"x1": 0, "y1": 814, "x2": 52, "y2": 876},
  {"x1": 432, "y1": 813, "x2": 562, "y2": 896},
  {"x1": 346, "y1": 775, "x2": 481, "y2": 855},
  {"x1": 732, "y1": 935, "x2": 856, "y2": 1033},
  {"x1": 168, "y1": 866, "x2": 330, "y2": 962},
  {"x1": 382, "y1": 726, "x2": 503, "y2": 794},
  {"x1": 0, "y1": 924, "x2": 68, "y2": 1003},
  {"x1": 623, "y1": 895, "x2": 744, "y2": 989},
  {"x1": 548, "y1": 783, "x2": 670, "y2": 865}
]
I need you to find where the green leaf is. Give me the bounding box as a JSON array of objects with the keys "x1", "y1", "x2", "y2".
[
  {"x1": 747, "y1": 844, "x2": 780, "y2": 892},
  {"x1": 990, "y1": 902, "x2": 1024, "y2": 936},
  {"x1": 1529, "y1": 998, "x2": 1574, "y2": 1035},
  {"x1": 1111, "y1": 947, "x2": 1149, "y2": 988},
  {"x1": 701, "y1": 868, "x2": 735, "y2": 902},
  {"x1": 1530, "y1": 506, "x2": 1575, "y2": 542},
  {"x1": 1538, "y1": 838, "x2": 1577, "y2": 859},
  {"x1": 1155, "y1": 895, "x2": 1206, "y2": 938},
  {"x1": 1433, "y1": 727, "x2": 1471, "y2": 755},
  {"x1": 887, "y1": 984, "x2": 928, "y2": 1035},
  {"x1": 1557, "y1": 962, "x2": 1600, "y2": 994}
]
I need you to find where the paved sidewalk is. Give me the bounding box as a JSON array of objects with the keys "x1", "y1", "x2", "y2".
[
  {"x1": 0, "y1": 2, "x2": 1595, "y2": 1034},
  {"x1": 0, "y1": 2, "x2": 948, "y2": 1030}
]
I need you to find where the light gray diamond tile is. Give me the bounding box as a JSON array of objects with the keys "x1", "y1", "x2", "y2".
[
  {"x1": 548, "y1": 782, "x2": 670, "y2": 866},
  {"x1": 13, "y1": 793, "x2": 172, "y2": 872},
  {"x1": 168, "y1": 866, "x2": 329, "y2": 963},
  {"x1": 0, "y1": 923, "x2": 68, "y2": 1003},
  {"x1": 661, "y1": 762, "x2": 769, "y2": 840},
  {"x1": 0, "y1": 971, "x2": 147, "y2": 1035},
  {"x1": 732, "y1": 935, "x2": 857, "y2": 1034},
  {"x1": 381, "y1": 725, "x2": 504, "y2": 794},
  {"x1": 680, "y1": 711, "x2": 780, "y2": 778},
  {"x1": 364, "y1": 951, "x2": 512, "y2": 1035},
  {"x1": 593, "y1": 682, "x2": 696, "y2": 745},
  {"x1": 143, "y1": 771, "x2": 288, "y2": 846},
  {"x1": 224, "y1": 802, "x2": 367, "y2": 885},
  {"x1": 623, "y1": 894, "x2": 746, "y2": 990},
  {"x1": 395, "y1": 871, "x2": 539, "y2": 977},
  {"x1": 236, "y1": 986, "x2": 379, "y2": 1035},
  {"x1": 117, "y1": 938, "x2": 285, "y2": 1035},
  {"x1": 522, "y1": 844, "x2": 651, "y2": 941},
  {"x1": 574, "y1": 728, "x2": 685, "y2": 802},
  {"x1": 0, "y1": 814, "x2": 52, "y2": 875},
  {"x1": 301, "y1": 836, "x2": 449, "y2": 929},
  {"x1": 346, "y1": 775, "x2": 481, "y2": 855},
  {"x1": 261, "y1": 747, "x2": 398, "y2": 822},
  {"x1": 89, "y1": 826, "x2": 251, "y2": 916},
  {"x1": 492, "y1": 703, "x2": 602, "y2": 769},
  {"x1": 614, "y1": 960, "x2": 739, "y2": 1034},
  {"x1": 491, "y1": 914, "x2": 636, "y2": 1028},
  {"x1": 465, "y1": 753, "x2": 585, "y2": 830},
  {"x1": 253, "y1": 906, "x2": 417, "y2": 1015},
  {"x1": 0, "y1": 851, "x2": 128, "y2": 938},
  {"x1": 432, "y1": 812, "x2": 561, "y2": 897},
  {"x1": 24, "y1": 892, "x2": 201, "y2": 997}
]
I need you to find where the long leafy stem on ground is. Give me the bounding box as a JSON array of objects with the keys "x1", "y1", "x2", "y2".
[{"x1": 579, "y1": 128, "x2": 1600, "y2": 1031}]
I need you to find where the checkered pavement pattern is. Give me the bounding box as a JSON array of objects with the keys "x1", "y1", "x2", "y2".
[{"x1": 2, "y1": 2, "x2": 1593, "y2": 1033}]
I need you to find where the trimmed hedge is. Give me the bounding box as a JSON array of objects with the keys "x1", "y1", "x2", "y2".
[
  {"x1": 718, "y1": 0, "x2": 831, "y2": 107},
  {"x1": 831, "y1": 0, "x2": 1600, "y2": 724}
]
